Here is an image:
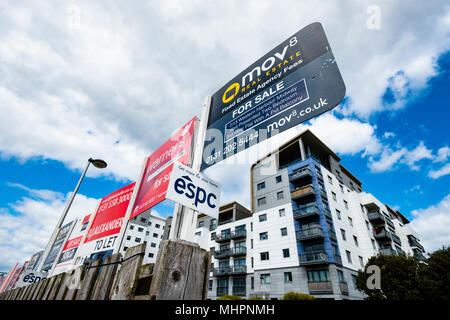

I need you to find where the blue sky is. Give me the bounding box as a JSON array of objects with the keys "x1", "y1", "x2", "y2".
[{"x1": 0, "y1": 1, "x2": 449, "y2": 271}]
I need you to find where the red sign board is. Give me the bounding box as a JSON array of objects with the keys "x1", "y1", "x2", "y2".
[
  {"x1": 63, "y1": 235, "x2": 83, "y2": 251},
  {"x1": 84, "y1": 182, "x2": 136, "y2": 243},
  {"x1": 130, "y1": 117, "x2": 196, "y2": 219}
]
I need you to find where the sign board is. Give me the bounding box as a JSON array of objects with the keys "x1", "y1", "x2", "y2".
[
  {"x1": 82, "y1": 183, "x2": 135, "y2": 255},
  {"x1": 202, "y1": 22, "x2": 346, "y2": 170},
  {"x1": 15, "y1": 270, "x2": 47, "y2": 288},
  {"x1": 166, "y1": 162, "x2": 221, "y2": 218},
  {"x1": 27, "y1": 251, "x2": 44, "y2": 271},
  {"x1": 130, "y1": 117, "x2": 197, "y2": 219},
  {"x1": 52, "y1": 213, "x2": 91, "y2": 276},
  {"x1": 0, "y1": 262, "x2": 18, "y2": 293},
  {"x1": 41, "y1": 221, "x2": 73, "y2": 272}
]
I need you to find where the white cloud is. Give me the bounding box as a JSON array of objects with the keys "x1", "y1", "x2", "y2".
[
  {"x1": 0, "y1": 184, "x2": 99, "y2": 270},
  {"x1": 409, "y1": 194, "x2": 450, "y2": 252},
  {"x1": 434, "y1": 146, "x2": 450, "y2": 163},
  {"x1": 428, "y1": 163, "x2": 450, "y2": 179}
]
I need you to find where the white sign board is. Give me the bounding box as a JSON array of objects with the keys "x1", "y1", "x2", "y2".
[
  {"x1": 166, "y1": 162, "x2": 220, "y2": 219},
  {"x1": 16, "y1": 271, "x2": 47, "y2": 288}
]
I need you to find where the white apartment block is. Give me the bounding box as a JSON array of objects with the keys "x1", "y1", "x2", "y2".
[
  {"x1": 121, "y1": 210, "x2": 167, "y2": 265},
  {"x1": 195, "y1": 129, "x2": 425, "y2": 300}
]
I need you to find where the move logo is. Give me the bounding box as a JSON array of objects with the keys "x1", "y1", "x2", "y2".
[{"x1": 174, "y1": 175, "x2": 218, "y2": 209}]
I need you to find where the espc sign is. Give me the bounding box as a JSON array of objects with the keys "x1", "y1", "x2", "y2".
[{"x1": 166, "y1": 162, "x2": 220, "y2": 219}]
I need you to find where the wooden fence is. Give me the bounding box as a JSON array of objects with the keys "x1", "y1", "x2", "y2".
[{"x1": 0, "y1": 239, "x2": 209, "y2": 300}]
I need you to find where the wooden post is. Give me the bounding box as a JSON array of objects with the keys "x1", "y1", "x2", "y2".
[
  {"x1": 75, "y1": 258, "x2": 101, "y2": 300},
  {"x1": 149, "y1": 239, "x2": 210, "y2": 300},
  {"x1": 109, "y1": 244, "x2": 145, "y2": 300},
  {"x1": 90, "y1": 252, "x2": 121, "y2": 300}
]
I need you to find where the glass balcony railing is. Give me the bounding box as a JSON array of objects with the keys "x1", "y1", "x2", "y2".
[
  {"x1": 212, "y1": 267, "x2": 232, "y2": 276},
  {"x1": 289, "y1": 167, "x2": 312, "y2": 182},
  {"x1": 379, "y1": 248, "x2": 397, "y2": 256},
  {"x1": 215, "y1": 233, "x2": 232, "y2": 242},
  {"x1": 231, "y1": 265, "x2": 247, "y2": 274},
  {"x1": 291, "y1": 185, "x2": 315, "y2": 200},
  {"x1": 231, "y1": 229, "x2": 247, "y2": 239},
  {"x1": 299, "y1": 251, "x2": 329, "y2": 265},
  {"x1": 296, "y1": 226, "x2": 324, "y2": 241},
  {"x1": 374, "y1": 228, "x2": 392, "y2": 242},
  {"x1": 293, "y1": 204, "x2": 319, "y2": 219},
  {"x1": 214, "y1": 249, "x2": 231, "y2": 259},
  {"x1": 230, "y1": 247, "x2": 246, "y2": 257}
]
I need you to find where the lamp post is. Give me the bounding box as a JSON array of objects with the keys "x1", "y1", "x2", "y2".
[{"x1": 37, "y1": 158, "x2": 107, "y2": 272}]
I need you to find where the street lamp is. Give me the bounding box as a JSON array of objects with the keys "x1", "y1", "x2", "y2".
[{"x1": 37, "y1": 157, "x2": 107, "y2": 272}]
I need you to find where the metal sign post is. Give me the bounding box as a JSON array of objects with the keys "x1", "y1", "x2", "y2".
[{"x1": 169, "y1": 96, "x2": 212, "y2": 242}]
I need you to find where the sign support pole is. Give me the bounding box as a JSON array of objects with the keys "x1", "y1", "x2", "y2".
[{"x1": 169, "y1": 96, "x2": 212, "y2": 241}]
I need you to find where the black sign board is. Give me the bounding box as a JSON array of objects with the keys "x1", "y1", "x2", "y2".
[{"x1": 202, "y1": 22, "x2": 345, "y2": 170}]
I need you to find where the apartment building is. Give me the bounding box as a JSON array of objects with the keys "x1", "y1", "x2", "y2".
[
  {"x1": 195, "y1": 129, "x2": 426, "y2": 300},
  {"x1": 121, "y1": 210, "x2": 167, "y2": 265}
]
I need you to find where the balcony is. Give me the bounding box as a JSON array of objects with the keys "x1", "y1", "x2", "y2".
[
  {"x1": 291, "y1": 185, "x2": 315, "y2": 200},
  {"x1": 308, "y1": 281, "x2": 333, "y2": 294},
  {"x1": 212, "y1": 266, "x2": 232, "y2": 277},
  {"x1": 232, "y1": 286, "x2": 246, "y2": 296},
  {"x1": 231, "y1": 229, "x2": 247, "y2": 240},
  {"x1": 214, "y1": 249, "x2": 231, "y2": 259},
  {"x1": 230, "y1": 247, "x2": 246, "y2": 257},
  {"x1": 296, "y1": 226, "x2": 324, "y2": 241},
  {"x1": 289, "y1": 167, "x2": 312, "y2": 182},
  {"x1": 413, "y1": 249, "x2": 426, "y2": 261},
  {"x1": 324, "y1": 208, "x2": 332, "y2": 220},
  {"x1": 385, "y1": 216, "x2": 395, "y2": 229},
  {"x1": 215, "y1": 232, "x2": 232, "y2": 243},
  {"x1": 293, "y1": 204, "x2": 320, "y2": 220},
  {"x1": 379, "y1": 248, "x2": 397, "y2": 256},
  {"x1": 340, "y1": 281, "x2": 349, "y2": 295},
  {"x1": 231, "y1": 265, "x2": 247, "y2": 275},
  {"x1": 390, "y1": 232, "x2": 401, "y2": 246},
  {"x1": 299, "y1": 251, "x2": 329, "y2": 265},
  {"x1": 367, "y1": 210, "x2": 385, "y2": 225},
  {"x1": 408, "y1": 235, "x2": 425, "y2": 252},
  {"x1": 374, "y1": 228, "x2": 392, "y2": 242}
]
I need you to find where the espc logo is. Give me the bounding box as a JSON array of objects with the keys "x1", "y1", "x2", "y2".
[{"x1": 174, "y1": 175, "x2": 218, "y2": 209}]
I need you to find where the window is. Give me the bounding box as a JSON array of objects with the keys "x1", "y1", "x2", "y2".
[
  {"x1": 259, "y1": 213, "x2": 267, "y2": 222},
  {"x1": 366, "y1": 221, "x2": 370, "y2": 230},
  {"x1": 359, "y1": 256, "x2": 364, "y2": 268},
  {"x1": 138, "y1": 227, "x2": 144, "y2": 232},
  {"x1": 279, "y1": 208, "x2": 286, "y2": 217},
  {"x1": 353, "y1": 236, "x2": 359, "y2": 247},
  {"x1": 145, "y1": 231, "x2": 149, "y2": 236},
  {"x1": 198, "y1": 220, "x2": 204, "y2": 228},
  {"x1": 336, "y1": 209, "x2": 341, "y2": 220},
  {"x1": 344, "y1": 200, "x2": 348, "y2": 209},
  {"x1": 151, "y1": 242, "x2": 156, "y2": 248},
  {"x1": 276, "y1": 175, "x2": 282, "y2": 183},
  {"x1": 259, "y1": 232, "x2": 268, "y2": 240},
  {"x1": 130, "y1": 225, "x2": 134, "y2": 230},
  {"x1": 135, "y1": 237, "x2": 141, "y2": 243},
  {"x1": 126, "y1": 235, "x2": 131, "y2": 240},
  {"x1": 257, "y1": 182, "x2": 265, "y2": 190},
  {"x1": 348, "y1": 217, "x2": 353, "y2": 227},
  {"x1": 328, "y1": 176, "x2": 333, "y2": 184},
  {"x1": 148, "y1": 221, "x2": 152, "y2": 226},
  {"x1": 332, "y1": 192, "x2": 337, "y2": 201},
  {"x1": 284, "y1": 272, "x2": 293, "y2": 283},
  {"x1": 337, "y1": 270, "x2": 345, "y2": 283},
  {"x1": 195, "y1": 231, "x2": 201, "y2": 236},
  {"x1": 346, "y1": 250, "x2": 352, "y2": 264},
  {"x1": 360, "y1": 204, "x2": 365, "y2": 213},
  {"x1": 140, "y1": 217, "x2": 146, "y2": 223},
  {"x1": 260, "y1": 252, "x2": 269, "y2": 261},
  {"x1": 351, "y1": 275, "x2": 357, "y2": 288},
  {"x1": 251, "y1": 239, "x2": 253, "y2": 249},
  {"x1": 148, "y1": 253, "x2": 154, "y2": 258},
  {"x1": 277, "y1": 191, "x2": 284, "y2": 200},
  {"x1": 340, "y1": 184, "x2": 344, "y2": 193},
  {"x1": 251, "y1": 257, "x2": 254, "y2": 268},
  {"x1": 307, "y1": 270, "x2": 330, "y2": 282},
  {"x1": 211, "y1": 232, "x2": 216, "y2": 240},
  {"x1": 153, "y1": 233, "x2": 158, "y2": 238},
  {"x1": 282, "y1": 248, "x2": 290, "y2": 258},
  {"x1": 371, "y1": 239, "x2": 376, "y2": 250},
  {"x1": 260, "y1": 274, "x2": 270, "y2": 284},
  {"x1": 257, "y1": 197, "x2": 266, "y2": 206},
  {"x1": 250, "y1": 222, "x2": 253, "y2": 232},
  {"x1": 155, "y1": 224, "x2": 160, "y2": 229},
  {"x1": 208, "y1": 280, "x2": 213, "y2": 291},
  {"x1": 281, "y1": 227, "x2": 288, "y2": 236},
  {"x1": 251, "y1": 277, "x2": 254, "y2": 289},
  {"x1": 341, "y1": 229, "x2": 346, "y2": 241}
]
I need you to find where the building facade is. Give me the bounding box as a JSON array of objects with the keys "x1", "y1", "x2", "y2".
[{"x1": 195, "y1": 129, "x2": 426, "y2": 300}]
